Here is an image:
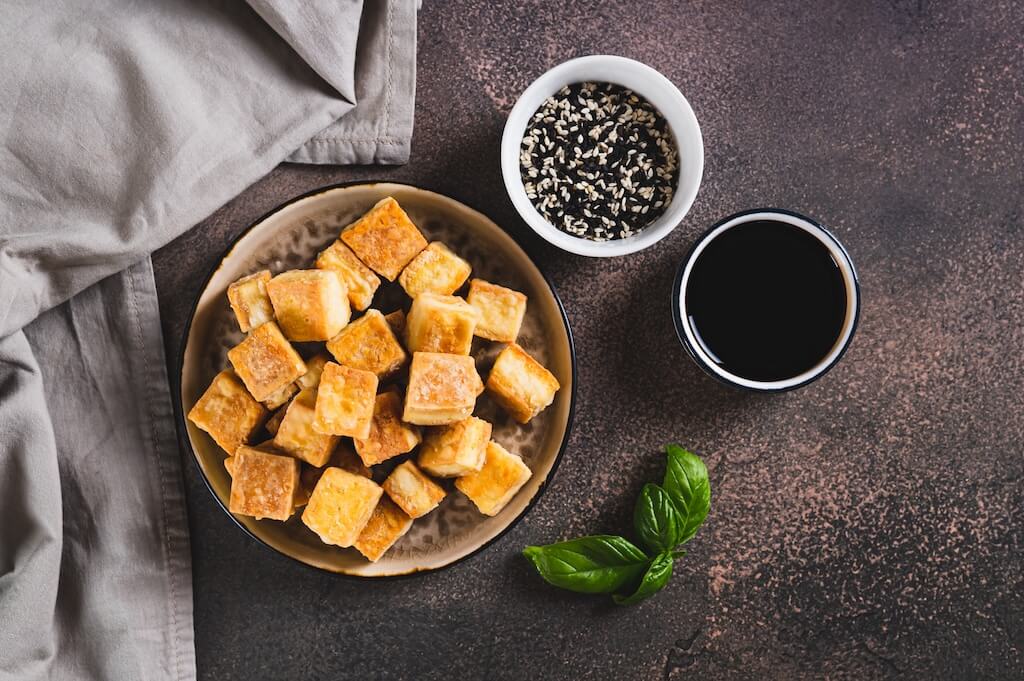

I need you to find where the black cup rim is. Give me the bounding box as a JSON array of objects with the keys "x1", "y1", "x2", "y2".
[{"x1": 671, "y1": 208, "x2": 861, "y2": 393}]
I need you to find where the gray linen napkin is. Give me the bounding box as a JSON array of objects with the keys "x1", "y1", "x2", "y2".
[{"x1": 0, "y1": 1, "x2": 417, "y2": 679}]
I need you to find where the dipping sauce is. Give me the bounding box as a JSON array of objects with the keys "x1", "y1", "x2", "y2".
[
  {"x1": 684, "y1": 219, "x2": 848, "y2": 383},
  {"x1": 519, "y1": 82, "x2": 679, "y2": 241}
]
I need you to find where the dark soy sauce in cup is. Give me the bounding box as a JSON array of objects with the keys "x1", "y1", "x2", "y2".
[{"x1": 685, "y1": 220, "x2": 847, "y2": 382}]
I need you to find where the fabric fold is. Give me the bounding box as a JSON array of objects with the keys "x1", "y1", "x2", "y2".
[
  {"x1": 0, "y1": 1, "x2": 418, "y2": 679},
  {"x1": 288, "y1": 0, "x2": 418, "y2": 165},
  {"x1": 245, "y1": 1, "x2": 365, "y2": 106}
]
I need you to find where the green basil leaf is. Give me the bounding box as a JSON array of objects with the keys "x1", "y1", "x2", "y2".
[
  {"x1": 523, "y1": 535, "x2": 649, "y2": 594},
  {"x1": 663, "y1": 445, "x2": 711, "y2": 545},
  {"x1": 613, "y1": 551, "x2": 674, "y2": 605},
  {"x1": 634, "y1": 483, "x2": 684, "y2": 553}
]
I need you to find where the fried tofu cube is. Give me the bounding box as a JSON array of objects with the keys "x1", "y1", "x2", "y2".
[
  {"x1": 398, "y1": 242, "x2": 472, "y2": 298},
  {"x1": 227, "y1": 321, "x2": 307, "y2": 401},
  {"x1": 272, "y1": 388, "x2": 339, "y2": 466},
  {"x1": 187, "y1": 370, "x2": 268, "y2": 453},
  {"x1": 383, "y1": 309, "x2": 406, "y2": 337},
  {"x1": 224, "y1": 439, "x2": 284, "y2": 479},
  {"x1": 228, "y1": 446, "x2": 300, "y2": 521},
  {"x1": 225, "y1": 442, "x2": 284, "y2": 480},
  {"x1": 340, "y1": 197, "x2": 427, "y2": 281},
  {"x1": 326, "y1": 310, "x2": 407, "y2": 378},
  {"x1": 353, "y1": 391, "x2": 421, "y2": 466},
  {"x1": 417, "y1": 416, "x2": 492, "y2": 478},
  {"x1": 486, "y1": 343, "x2": 560, "y2": 424},
  {"x1": 405, "y1": 293, "x2": 479, "y2": 355},
  {"x1": 295, "y1": 353, "x2": 330, "y2": 391},
  {"x1": 403, "y1": 352, "x2": 483, "y2": 425},
  {"x1": 455, "y1": 441, "x2": 532, "y2": 516},
  {"x1": 353, "y1": 497, "x2": 414, "y2": 562},
  {"x1": 262, "y1": 381, "x2": 298, "y2": 410},
  {"x1": 292, "y1": 442, "x2": 371, "y2": 509},
  {"x1": 382, "y1": 460, "x2": 446, "y2": 519},
  {"x1": 266, "y1": 269, "x2": 350, "y2": 342},
  {"x1": 301, "y1": 467, "x2": 383, "y2": 547},
  {"x1": 315, "y1": 239, "x2": 381, "y2": 311},
  {"x1": 227, "y1": 270, "x2": 275, "y2": 333},
  {"x1": 312, "y1": 362, "x2": 378, "y2": 438},
  {"x1": 467, "y1": 279, "x2": 528, "y2": 342}
]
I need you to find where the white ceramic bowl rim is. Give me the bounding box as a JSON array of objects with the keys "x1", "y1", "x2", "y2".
[
  {"x1": 674, "y1": 209, "x2": 861, "y2": 392},
  {"x1": 501, "y1": 55, "x2": 704, "y2": 257}
]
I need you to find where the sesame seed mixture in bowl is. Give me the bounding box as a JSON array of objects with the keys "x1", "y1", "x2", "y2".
[
  {"x1": 520, "y1": 82, "x2": 680, "y2": 242},
  {"x1": 501, "y1": 55, "x2": 704, "y2": 258}
]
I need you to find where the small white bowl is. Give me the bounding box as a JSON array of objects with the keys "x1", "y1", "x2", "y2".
[{"x1": 501, "y1": 55, "x2": 704, "y2": 257}]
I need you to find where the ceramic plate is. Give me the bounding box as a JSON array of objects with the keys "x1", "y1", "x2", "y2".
[{"x1": 177, "y1": 182, "x2": 575, "y2": 576}]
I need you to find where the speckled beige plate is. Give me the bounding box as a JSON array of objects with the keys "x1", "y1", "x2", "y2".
[{"x1": 178, "y1": 182, "x2": 575, "y2": 577}]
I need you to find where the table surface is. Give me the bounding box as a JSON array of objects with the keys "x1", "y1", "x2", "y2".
[{"x1": 153, "y1": 2, "x2": 1024, "y2": 679}]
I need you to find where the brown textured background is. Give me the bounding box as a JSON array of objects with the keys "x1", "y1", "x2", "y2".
[{"x1": 154, "y1": 1, "x2": 1024, "y2": 679}]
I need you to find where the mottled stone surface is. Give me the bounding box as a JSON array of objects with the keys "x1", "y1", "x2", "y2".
[{"x1": 153, "y1": 1, "x2": 1023, "y2": 679}]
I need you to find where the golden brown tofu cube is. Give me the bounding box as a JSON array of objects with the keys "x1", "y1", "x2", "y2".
[
  {"x1": 301, "y1": 467, "x2": 383, "y2": 547},
  {"x1": 398, "y1": 242, "x2": 472, "y2": 298},
  {"x1": 340, "y1": 197, "x2": 428, "y2": 281},
  {"x1": 417, "y1": 416, "x2": 492, "y2": 478},
  {"x1": 383, "y1": 309, "x2": 406, "y2": 337},
  {"x1": 325, "y1": 310, "x2": 407, "y2": 378},
  {"x1": 315, "y1": 239, "x2": 381, "y2": 311},
  {"x1": 313, "y1": 362, "x2": 378, "y2": 438},
  {"x1": 353, "y1": 497, "x2": 414, "y2": 562},
  {"x1": 266, "y1": 269, "x2": 350, "y2": 342},
  {"x1": 353, "y1": 391, "x2": 422, "y2": 466},
  {"x1": 382, "y1": 460, "x2": 446, "y2": 519},
  {"x1": 187, "y1": 370, "x2": 268, "y2": 454},
  {"x1": 405, "y1": 293, "x2": 479, "y2": 355},
  {"x1": 292, "y1": 442, "x2": 371, "y2": 509},
  {"x1": 455, "y1": 441, "x2": 532, "y2": 516},
  {"x1": 273, "y1": 388, "x2": 339, "y2": 466},
  {"x1": 295, "y1": 353, "x2": 330, "y2": 391},
  {"x1": 224, "y1": 438, "x2": 284, "y2": 481},
  {"x1": 228, "y1": 446, "x2": 300, "y2": 521},
  {"x1": 486, "y1": 343, "x2": 560, "y2": 424},
  {"x1": 262, "y1": 381, "x2": 298, "y2": 410},
  {"x1": 467, "y1": 279, "x2": 528, "y2": 343},
  {"x1": 227, "y1": 270, "x2": 275, "y2": 333},
  {"x1": 403, "y1": 352, "x2": 483, "y2": 426},
  {"x1": 227, "y1": 321, "x2": 307, "y2": 402}
]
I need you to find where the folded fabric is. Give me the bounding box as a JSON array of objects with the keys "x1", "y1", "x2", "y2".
[{"x1": 0, "y1": 1, "x2": 417, "y2": 679}]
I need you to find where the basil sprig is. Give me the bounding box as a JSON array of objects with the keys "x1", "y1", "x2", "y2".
[{"x1": 523, "y1": 445, "x2": 710, "y2": 605}]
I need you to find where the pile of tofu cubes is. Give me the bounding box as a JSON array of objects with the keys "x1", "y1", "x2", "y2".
[{"x1": 188, "y1": 197, "x2": 561, "y2": 562}]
